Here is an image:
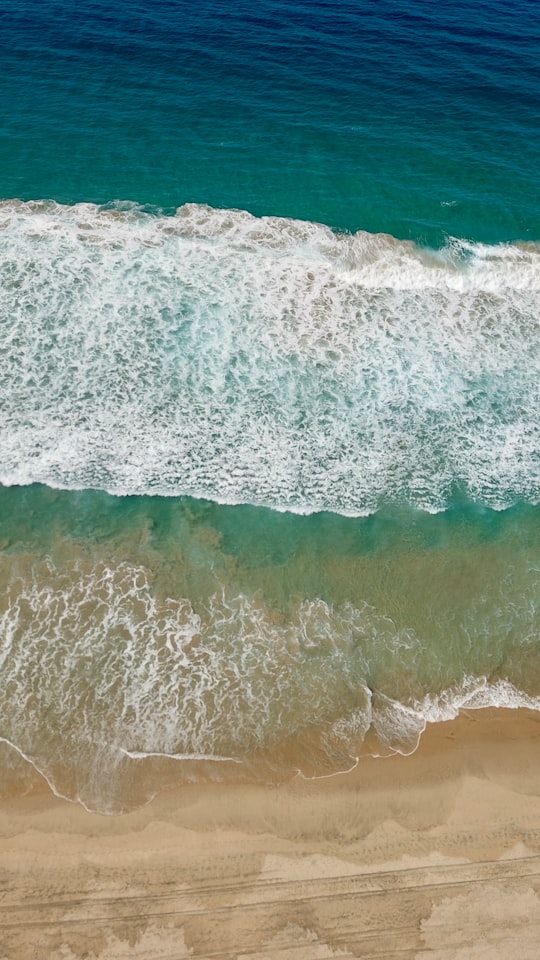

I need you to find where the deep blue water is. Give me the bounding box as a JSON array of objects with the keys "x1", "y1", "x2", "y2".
[{"x1": 1, "y1": 0, "x2": 539, "y2": 244}]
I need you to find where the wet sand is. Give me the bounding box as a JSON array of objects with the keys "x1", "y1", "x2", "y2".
[{"x1": 1, "y1": 708, "x2": 540, "y2": 959}]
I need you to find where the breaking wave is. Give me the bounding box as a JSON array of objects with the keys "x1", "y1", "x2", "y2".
[
  {"x1": 1, "y1": 199, "x2": 539, "y2": 514},
  {"x1": 1, "y1": 552, "x2": 538, "y2": 812}
]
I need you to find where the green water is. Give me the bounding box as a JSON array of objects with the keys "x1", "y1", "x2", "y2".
[{"x1": 1, "y1": 486, "x2": 538, "y2": 811}]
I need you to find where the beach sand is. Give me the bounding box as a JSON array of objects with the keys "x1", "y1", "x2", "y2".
[{"x1": 1, "y1": 707, "x2": 540, "y2": 959}]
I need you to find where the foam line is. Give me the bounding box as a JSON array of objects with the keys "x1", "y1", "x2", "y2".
[{"x1": 120, "y1": 748, "x2": 242, "y2": 762}]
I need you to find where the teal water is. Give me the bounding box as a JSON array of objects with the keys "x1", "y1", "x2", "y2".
[
  {"x1": 1, "y1": 485, "x2": 539, "y2": 810},
  {"x1": 0, "y1": 0, "x2": 539, "y2": 811},
  {"x1": 1, "y1": 0, "x2": 539, "y2": 245}
]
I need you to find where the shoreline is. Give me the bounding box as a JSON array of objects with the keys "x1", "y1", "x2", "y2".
[{"x1": 2, "y1": 707, "x2": 540, "y2": 958}]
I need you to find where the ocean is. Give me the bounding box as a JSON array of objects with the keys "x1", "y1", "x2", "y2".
[{"x1": 0, "y1": 0, "x2": 539, "y2": 813}]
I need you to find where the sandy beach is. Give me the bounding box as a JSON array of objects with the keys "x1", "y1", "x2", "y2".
[{"x1": 1, "y1": 707, "x2": 540, "y2": 959}]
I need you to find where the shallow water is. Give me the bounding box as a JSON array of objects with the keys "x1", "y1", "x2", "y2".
[{"x1": 1, "y1": 487, "x2": 539, "y2": 811}]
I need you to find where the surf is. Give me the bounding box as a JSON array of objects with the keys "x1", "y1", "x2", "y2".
[
  {"x1": 1, "y1": 199, "x2": 539, "y2": 515},
  {"x1": 1, "y1": 486, "x2": 539, "y2": 812}
]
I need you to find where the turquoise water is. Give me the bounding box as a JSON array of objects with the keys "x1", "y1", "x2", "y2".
[
  {"x1": 2, "y1": 0, "x2": 539, "y2": 244},
  {"x1": 0, "y1": 0, "x2": 539, "y2": 811}
]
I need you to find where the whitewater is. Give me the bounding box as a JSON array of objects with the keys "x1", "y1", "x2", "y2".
[{"x1": 1, "y1": 199, "x2": 539, "y2": 514}]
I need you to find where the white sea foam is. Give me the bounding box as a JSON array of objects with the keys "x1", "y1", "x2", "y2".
[
  {"x1": 418, "y1": 676, "x2": 540, "y2": 722},
  {"x1": 0, "y1": 558, "x2": 376, "y2": 807},
  {"x1": 0, "y1": 199, "x2": 539, "y2": 513},
  {"x1": 1, "y1": 553, "x2": 538, "y2": 810},
  {"x1": 119, "y1": 749, "x2": 242, "y2": 762},
  {"x1": 371, "y1": 692, "x2": 427, "y2": 756}
]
